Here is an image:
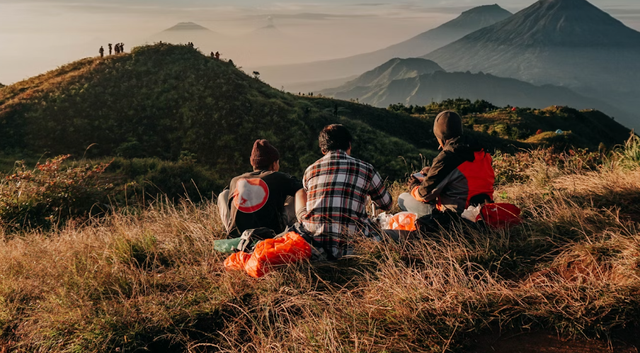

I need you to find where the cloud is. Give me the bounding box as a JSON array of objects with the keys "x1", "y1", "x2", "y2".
[{"x1": 243, "y1": 12, "x2": 377, "y2": 21}]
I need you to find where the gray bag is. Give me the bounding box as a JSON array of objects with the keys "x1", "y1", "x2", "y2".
[{"x1": 234, "y1": 227, "x2": 277, "y2": 253}]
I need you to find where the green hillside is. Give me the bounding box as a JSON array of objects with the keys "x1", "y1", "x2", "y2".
[
  {"x1": 0, "y1": 44, "x2": 631, "y2": 196},
  {"x1": 389, "y1": 99, "x2": 631, "y2": 150},
  {"x1": 0, "y1": 44, "x2": 438, "y2": 181}
]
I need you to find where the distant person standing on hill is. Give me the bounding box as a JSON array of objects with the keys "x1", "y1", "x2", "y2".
[
  {"x1": 120, "y1": 43, "x2": 125, "y2": 53},
  {"x1": 398, "y1": 110, "x2": 495, "y2": 232},
  {"x1": 215, "y1": 51, "x2": 220, "y2": 60},
  {"x1": 114, "y1": 44, "x2": 120, "y2": 55},
  {"x1": 108, "y1": 43, "x2": 113, "y2": 55},
  {"x1": 218, "y1": 139, "x2": 303, "y2": 238},
  {"x1": 99, "y1": 46, "x2": 104, "y2": 58}
]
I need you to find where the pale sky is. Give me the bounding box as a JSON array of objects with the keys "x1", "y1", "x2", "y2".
[{"x1": 1, "y1": 0, "x2": 640, "y2": 84}]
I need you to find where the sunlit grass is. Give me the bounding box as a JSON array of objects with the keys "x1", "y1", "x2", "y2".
[{"x1": 0, "y1": 141, "x2": 639, "y2": 352}]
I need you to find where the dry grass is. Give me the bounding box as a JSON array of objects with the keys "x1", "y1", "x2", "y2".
[{"x1": 1, "y1": 151, "x2": 639, "y2": 352}]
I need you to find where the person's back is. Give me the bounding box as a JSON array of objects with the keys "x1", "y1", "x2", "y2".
[
  {"x1": 218, "y1": 139, "x2": 302, "y2": 237},
  {"x1": 299, "y1": 124, "x2": 392, "y2": 259},
  {"x1": 412, "y1": 135, "x2": 494, "y2": 212},
  {"x1": 399, "y1": 111, "x2": 495, "y2": 230},
  {"x1": 227, "y1": 170, "x2": 300, "y2": 235}
]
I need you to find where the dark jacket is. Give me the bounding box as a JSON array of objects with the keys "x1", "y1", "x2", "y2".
[
  {"x1": 413, "y1": 136, "x2": 495, "y2": 213},
  {"x1": 227, "y1": 170, "x2": 302, "y2": 236}
]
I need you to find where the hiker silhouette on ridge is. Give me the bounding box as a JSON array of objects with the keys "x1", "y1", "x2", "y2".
[
  {"x1": 215, "y1": 51, "x2": 220, "y2": 60},
  {"x1": 99, "y1": 46, "x2": 104, "y2": 58},
  {"x1": 108, "y1": 44, "x2": 112, "y2": 55}
]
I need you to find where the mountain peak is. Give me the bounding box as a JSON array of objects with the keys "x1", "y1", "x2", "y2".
[
  {"x1": 437, "y1": 4, "x2": 512, "y2": 33},
  {"x1": 164, "y1": 22, "x2": 211, "y2": 32},
  {"x1": 461, "y1": 4, "x2": 511, "y2": 16},
  {"x1": 422, "y1": 0, "x2": 640, "y2": 128},
  {"x1": 534, "y1": 0, "x2": 603, "y2": 12},
  {"x1": 437, "y1": 0, "x2": 640, "y2": 48}
]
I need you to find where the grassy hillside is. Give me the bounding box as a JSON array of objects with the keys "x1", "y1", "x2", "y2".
[
  {"x1": 0, "y1": 45, "x2": 631, "y2": 209},
  {"x1": 0, "y1": 44, "x2": 436, "y2": 182},
  {"x1": 0, "y1": 136, "x2": 638, "y2": 352},
  {"x1": 390, "y1": 99, "x2": 631, "y2": 150}
]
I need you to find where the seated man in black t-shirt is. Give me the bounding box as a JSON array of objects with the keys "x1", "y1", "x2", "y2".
[{"x1": 217, "y1": 139, "x2": 303, "y2": 238}]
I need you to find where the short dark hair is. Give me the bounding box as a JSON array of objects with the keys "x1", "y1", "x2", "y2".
[{"x1": 319, "y1": 124, "x2": 353, "y2": 154}]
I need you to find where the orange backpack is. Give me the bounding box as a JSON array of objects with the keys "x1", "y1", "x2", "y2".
[{"x1": 224, "y1": 231, "x2": 312, "y2": 278}]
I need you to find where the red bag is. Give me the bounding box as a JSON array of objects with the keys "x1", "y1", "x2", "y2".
[
  {"x1": 224, "y1": 231, "x2": 312, "y2": 278},
  {"x1": 477, "y1": 203, "x2": 522, "y2": 229}
]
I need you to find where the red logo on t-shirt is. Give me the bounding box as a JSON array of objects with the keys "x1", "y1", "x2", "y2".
[{"x1": 233, "y1": 178, "x2": 270, "y2": 213}]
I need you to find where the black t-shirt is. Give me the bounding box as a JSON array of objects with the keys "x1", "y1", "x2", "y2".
[{"x1": 227, "y1": 170, "x2": 302, "y2": 236}]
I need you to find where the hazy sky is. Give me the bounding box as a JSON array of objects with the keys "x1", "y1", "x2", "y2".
[{"x1": 2, "y1": 0, "x2": 640, "y2": 84}]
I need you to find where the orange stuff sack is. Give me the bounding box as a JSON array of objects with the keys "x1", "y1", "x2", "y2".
[
  {"x1": 224, "y1": 252, "x2": 251, "y2": 271},
  {"x1": 478, "y1": 203, "x2": 522, "y2": 229},
  {"x1": 224, "y1": 231, "x2": 312, "y2": 278},
  {"x1": 388, "y1": 212, "x2": 417, "y2": 231}
]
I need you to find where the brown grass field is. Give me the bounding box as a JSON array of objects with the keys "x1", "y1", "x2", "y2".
[{"x1": 0, "y1": 136, "x2": 639, "y2": 352}]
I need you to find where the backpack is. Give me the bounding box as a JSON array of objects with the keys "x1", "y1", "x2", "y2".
[
  {"x1": 224, "y1": 231, "x2": 312, "y2": 278},
  {"x1": 234, "y1": 227, "x2": 277, "y2": 253},
  {"x1": 477, "y1": 203, "x2": 522, "y2": 229}
]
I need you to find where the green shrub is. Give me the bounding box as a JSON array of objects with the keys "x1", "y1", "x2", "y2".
[
  {"x1": 0, "y1": 155, "x2": 113, "y2": 232},
  {"x1": 493, "y1": 148, "x2": 603, "y2": 185},
  {"x1": 614, "y1": 133, "x2": 640, "y2": 168},
  {"x1": 106, "y1": 157, "x2": 225, "y2": 202}
]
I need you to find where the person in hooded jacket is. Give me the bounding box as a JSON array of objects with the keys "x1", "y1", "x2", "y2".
[{"x1": 397, "y1": 110, "x2": 495, "y2": 232}]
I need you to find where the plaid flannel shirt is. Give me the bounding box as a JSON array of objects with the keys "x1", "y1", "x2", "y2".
[{"x1": 300, "y1": 150, "x2": 392, "y2": 258}]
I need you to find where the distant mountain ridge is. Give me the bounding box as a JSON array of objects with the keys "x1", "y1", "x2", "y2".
[
  {"x1": 321, "y1": 58, "x2": 630, "y2": 123},
  {"x1": 423, "y1": 0, "x2": 640, "y2": 128},
  {"x1": 422, "y1": 4, "x2": 513, "y2": 39},
  {"x1": 163, "y1": 22, "x2": 211, "y2": 32},
  {"x1": 151, "y1": 22, "x2": 222, "y2": 45},
  {"x1": 322, "y1": 58, "x2": 443, "y2": 97},
  {"x1": 255, "y1": 4, "x2": 512, "y2": 90}
]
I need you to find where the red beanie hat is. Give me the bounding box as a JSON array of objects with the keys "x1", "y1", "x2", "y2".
[{"x1": 250, "y1": 139, "x2": 280, "y2": 169}]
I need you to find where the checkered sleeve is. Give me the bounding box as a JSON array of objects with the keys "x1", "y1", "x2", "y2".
[{"x1": 369, "y1": 170, "x2": 392, "y2": 211}]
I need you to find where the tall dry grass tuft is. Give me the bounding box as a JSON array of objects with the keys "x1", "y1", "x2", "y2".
[{"x1": 0, "y1": 143, "x2": 639, "y2": 352}]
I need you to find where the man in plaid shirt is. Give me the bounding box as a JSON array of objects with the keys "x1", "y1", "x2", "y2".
[{"x1": 298, "y1": 124, "x2": 392, "y2": 260}]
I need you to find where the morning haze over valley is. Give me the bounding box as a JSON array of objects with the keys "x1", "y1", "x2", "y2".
[{"x1": 1, "y1": 0, "x2": 640, "y2": 351}]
